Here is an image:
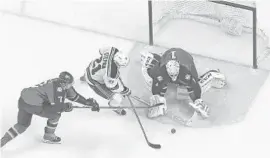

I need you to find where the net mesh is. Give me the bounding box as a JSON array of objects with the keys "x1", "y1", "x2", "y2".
[{"x1": 151, "y1": 0, "x2": 265, "y2": 36}]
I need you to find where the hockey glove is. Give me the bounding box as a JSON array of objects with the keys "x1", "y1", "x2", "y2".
[
  {"x1": 120, "y1": 86, "x2": 131, "y2": 97},
  {"x1": 65, "y1": 102, "x2": 73, "y2": 112},
  {"x1": 85, "y1": 98, "x2": 100, "y2": 112}
]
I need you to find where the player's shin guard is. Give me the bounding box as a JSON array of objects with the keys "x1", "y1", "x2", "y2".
[
  {"x1": 1, "y1": 126, "x2": 20, "y2": 147},
  {"x1": 109, "y1": 94, "x2": 126, "y2": 116},
  {"x1": 43, "y1": 119, "x2": 61, "y2": 144}
]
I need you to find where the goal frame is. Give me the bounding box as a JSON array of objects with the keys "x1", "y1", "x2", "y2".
[{"x1": 148, "y1": 0, "x2": 257, "y2": 69}]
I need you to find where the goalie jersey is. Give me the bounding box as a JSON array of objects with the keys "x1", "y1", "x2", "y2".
[{"x1": 148, "y1": 48, "x2": 202, "y2": 101}]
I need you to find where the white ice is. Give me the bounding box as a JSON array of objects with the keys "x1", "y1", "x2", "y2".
[{"x1": 1, "y1": 2, "x2": 270, "y2": 158}]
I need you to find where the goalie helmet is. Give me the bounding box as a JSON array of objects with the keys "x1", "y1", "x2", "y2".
[
  {"x1": 59, "y1": 71, "x2": 74, "y2": 89},
  {"x1": 113, "y1": 49, "x2": 129, "y2": 68},
  {"x1": 166, "y1": 60, "x2": 180, "y2": 81}
]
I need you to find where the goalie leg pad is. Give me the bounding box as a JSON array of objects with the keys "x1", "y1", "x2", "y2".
[
  {"x1": 142, "y1": 67, "x2": 153, "y2": 92},
  {"x1": 148, "y1": 95, "x2": 167, "y2": 118},
  {"x1": 199, "y1": 69, "x2": 226, "y2": 94}
]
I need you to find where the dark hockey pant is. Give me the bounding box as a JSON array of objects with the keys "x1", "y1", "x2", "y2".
[{"x1": 1, "y1": 98, "x2": 61, "y2": 147}]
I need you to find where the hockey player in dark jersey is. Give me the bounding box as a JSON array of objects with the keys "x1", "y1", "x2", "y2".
[
  {"x1": 1, "y1": 71, "x2": 99, "y2": 147},
  {"x1": 140, "y1": 48, "x2": 226, "y2": 120},
  {"x1": 80, "y1": 47, "x2": 131, "y2": 116}
]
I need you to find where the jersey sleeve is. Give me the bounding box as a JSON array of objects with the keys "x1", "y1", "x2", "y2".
[
  {"x1": 148, "y1": 66, "x2": 169, "y2": 97},
  {"x1": 66, "y1": 87, "x2": 88, "y2": 105},
  {"x1": 104, "y1": 57, "x2": 125, "y2": 93},
  {"x1": 41, "y1": 80, "x2": 70, "y2": 113},
  {"x1": 151, "y1": 79, "x2": 168, "y2": 97}
]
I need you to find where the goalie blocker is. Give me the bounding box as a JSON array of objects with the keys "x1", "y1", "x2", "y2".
[{"x1": 140, "y1": 48, "x2": 226, "y2": 120}]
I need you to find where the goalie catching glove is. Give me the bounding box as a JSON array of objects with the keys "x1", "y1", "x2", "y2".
[{"x1": 147, "y1": 95, "x2": 167, "y2": 118}]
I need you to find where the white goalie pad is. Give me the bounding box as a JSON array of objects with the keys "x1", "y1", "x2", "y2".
[
  {"x1": 140, "y1": 50, "x2": 156, "y2": 68},
  {"x1": 199, "y1": 69, "x2": 226, "y2": 94},
  {"x1": 148, "y1": 95, "x2": 167, "y2": 118},
  {"x1": 142, "y1": 66, "x2": 153, "y2": 91}
]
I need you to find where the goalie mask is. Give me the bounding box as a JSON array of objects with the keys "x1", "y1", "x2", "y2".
[{"x1": 166, "y1": 60, "x2": 180, "y2": 82}]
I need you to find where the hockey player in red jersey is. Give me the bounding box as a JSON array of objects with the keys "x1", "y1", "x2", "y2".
[
  {"x1": 1, "y1": 71, "x2": 99, "y2": 147},
  {"x1": 140, "y1": 48, "x2": 226, "y2": 121},
  {"x1": 80, "y1": 47, "x2": 131, "y2": 116}
]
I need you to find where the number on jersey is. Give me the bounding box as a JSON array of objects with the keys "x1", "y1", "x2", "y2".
[
  {"x1": 91, "y1": 57, "x2": 102, "y2": 75},
  {"x1": 91, "y1": 52, "x2": 110, "y2": 75}
]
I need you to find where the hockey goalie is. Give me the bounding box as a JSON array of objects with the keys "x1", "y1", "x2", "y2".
[{"x1": 140, "y1": 48, "x2": 226, "y2": 123}]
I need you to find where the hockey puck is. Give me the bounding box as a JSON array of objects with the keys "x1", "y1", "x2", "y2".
[{"x1": 171, "y1": 128, "x2": 176, "y2": 134}]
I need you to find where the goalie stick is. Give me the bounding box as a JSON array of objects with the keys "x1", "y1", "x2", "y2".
[{"x1": 119, "y1": 78, "x2": 161, "y2": 149}]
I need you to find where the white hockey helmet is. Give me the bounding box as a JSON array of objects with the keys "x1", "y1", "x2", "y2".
[
  {"x1": 113, "y1": 50, "x2": 130, "y2": 68},
  {"x1": 166, "y1": 60, "x2": 180, "y2": 81}
]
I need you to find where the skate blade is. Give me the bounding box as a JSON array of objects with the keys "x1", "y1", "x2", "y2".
[{"x1": 42, "y1": 139, "x2": 61, "y2": 144}]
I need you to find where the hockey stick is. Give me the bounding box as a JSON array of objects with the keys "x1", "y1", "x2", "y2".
[
  {"x1": 119, "y1": 78, "x2": 161, "y2": 149},
  {"x1": 72, "y1": 104, "x2": 159, "y2": 109}
]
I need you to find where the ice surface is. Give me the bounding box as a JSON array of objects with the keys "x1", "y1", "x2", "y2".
[{"x1": 1, "y1": 6, "x2": 270, "y2": 158}]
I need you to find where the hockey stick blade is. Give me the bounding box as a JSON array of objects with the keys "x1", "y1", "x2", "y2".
[{"x1": 148, "y1": 142, "x2": 161, "y2": 149}]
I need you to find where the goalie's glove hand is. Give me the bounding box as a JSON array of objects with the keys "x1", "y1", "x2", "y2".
[
  {"x1": 120, "y1": 86, "x2": 131, "y2": 97},
  {"x1": 85, "y1": 98, "x2": 100, "y2": 112},
  {"x1": 64, "y1": 102, "x2": 73, "y2": 112},
  {"x1": 191, "y1": 99, "x2": 210, "y2": 119}
]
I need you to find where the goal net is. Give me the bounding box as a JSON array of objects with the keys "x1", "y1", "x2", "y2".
[
  {"x1": 152, "y1": 0, "x2": 266, "y2": 37},
  {"x1": 150, "y1": 0, "x2": 269, "y2": 68}
]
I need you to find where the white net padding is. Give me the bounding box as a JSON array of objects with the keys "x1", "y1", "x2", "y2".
[{"x1": 152, "y1": 0, "x2": 268, "y2": 39}]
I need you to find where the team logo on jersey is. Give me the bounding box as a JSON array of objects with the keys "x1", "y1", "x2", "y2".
[
  {"x1": 185, "y1": 74, "x2": 191, "y2": 80},
  {"x1": 57, "y1": 87, "x2": 63, "y2": 92},
  {"x1": 157, "y1": 76, "x2": 163, "y2": 82}
]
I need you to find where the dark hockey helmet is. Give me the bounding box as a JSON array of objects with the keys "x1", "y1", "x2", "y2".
[{"x1": 59, "y1": 71, "x2": 74, "y2": 89}]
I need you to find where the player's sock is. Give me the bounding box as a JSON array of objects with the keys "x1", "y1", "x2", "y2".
[
  {"x1": 43, "y1": 119, "x2": 61, "y2": 144},
  {"x1": 1, "y1": 126, "x2": 20, "y2": 147}
]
